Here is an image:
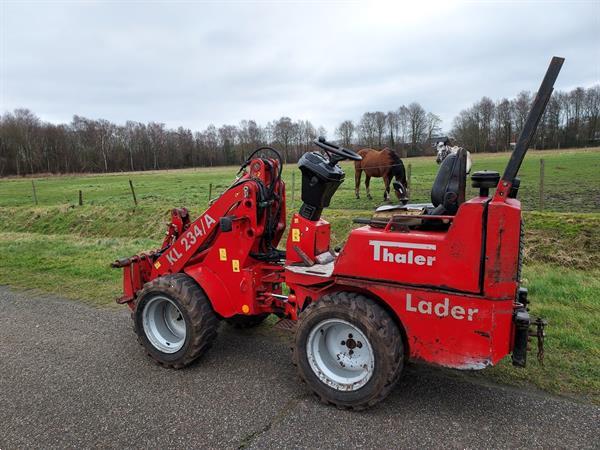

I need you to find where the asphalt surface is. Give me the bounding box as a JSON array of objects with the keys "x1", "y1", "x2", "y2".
[{"x1": 0, "y1": 287, "x2": 598, "y2": 449}]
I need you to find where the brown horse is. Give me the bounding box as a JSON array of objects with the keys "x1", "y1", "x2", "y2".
[{"x1": 354, "y1": 148, "x2": 408, "y2": 202}]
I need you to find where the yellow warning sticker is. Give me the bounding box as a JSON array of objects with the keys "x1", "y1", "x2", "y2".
[
  {"x1": 232, "y1": 259, "x2": 240, "y2": 272},
  {"x1": 292, "y1": 228, "x2": 300, "y2": 242},
  {"x1": 219, "y1": 248, "x2": 227, "y2": 261},
  {"x1": 154, "y1": 261, "x2": 161, "y2": 269}
]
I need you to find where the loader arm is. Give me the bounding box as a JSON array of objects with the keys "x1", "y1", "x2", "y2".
[
  {"x1": 150, "y1": 180, "x2": 262, "y2": 278},
  {"x1": 495, "y1": 56, "x2": 565, "y2": 200}
]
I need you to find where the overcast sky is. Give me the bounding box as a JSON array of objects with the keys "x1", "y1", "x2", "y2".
[{"x1": 1, "y1": 0, "x2": 598, "y2": 135}]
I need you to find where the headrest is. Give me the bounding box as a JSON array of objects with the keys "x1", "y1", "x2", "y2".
[{"x1": 430, "y1": 148, "x2": 467, "y2": 214}]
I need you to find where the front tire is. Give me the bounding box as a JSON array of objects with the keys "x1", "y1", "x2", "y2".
[
  {"x1": 133, "y1": 274, "x2": 218, "y2": 369},
  {"x1": 293, "y1": 292, "x2": 403, "y2": 410}
]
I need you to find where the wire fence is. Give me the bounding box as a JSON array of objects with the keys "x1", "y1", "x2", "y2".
[{"x1": 1, "y1": 151, "x2": 598, "y2": 214}]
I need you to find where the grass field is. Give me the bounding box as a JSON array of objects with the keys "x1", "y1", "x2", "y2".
[
  {"x1": 1, "y1": 148, "x2": 599, "y2": 213},
  {"x1": 0, "y1": 147, "x2": 598, "y2": 403}
]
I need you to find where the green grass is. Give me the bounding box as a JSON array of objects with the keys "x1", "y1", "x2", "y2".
[
  {"x1": 1, "y1": 148, "x2": 599, "y2": 212},
  {"x1": 482, "y1": 264, "x2": 599, "y2": 402},
  {"x1": 0, "y1": 232, "x2": 155, "y2": 306},
  {"x1": 0, "y1": 147, "x2": 598, "y2": 402}
]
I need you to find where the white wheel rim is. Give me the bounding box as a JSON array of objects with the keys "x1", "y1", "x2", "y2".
[
  {"x1": 142, "y1": 295, "x2": 187, "y2": 353},
  {"x1": 306, "y1": 318, "x2": 374, "y2": 391}
]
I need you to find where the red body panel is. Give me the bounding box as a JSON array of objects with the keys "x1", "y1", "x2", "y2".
[
  {"x1": 484, "y1": 198, "x2": 521, "y2": 299},
  {"x1": 286, "y1": 213, "x2": 331, "y2": 265},
  {"x1": 284, "y1": 196, "x2": 521, "y2": 369},
  {"x1": 328, "y1": 280, "x2": 514, "y2": 368},
  {"x1": 333, "y1": 199, "x2": 487, "y2": 294}
]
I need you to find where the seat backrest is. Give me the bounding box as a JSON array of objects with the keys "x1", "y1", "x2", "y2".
[{"x1": 430, "y1": 148, "x2": 467, "y2": 215}]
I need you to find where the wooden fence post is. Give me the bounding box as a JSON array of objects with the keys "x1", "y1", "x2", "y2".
[
  {"x1": 291, "y1": 172, "x2": 296, "y2": 210},
  {"x1": 208, "y1": 183, "x2": 213, "y2": 205},
  {"x1": 129, "y1": 179, "x2": 138, "y2": 206},
  {"x1": 78, "y1": 190, "x2": 83, "y2": 206},
  {"x1": 539, "y1": 158, "x2": 545, "y2": 211},
  {"x1": 31, "y1": 180, "x2": 38, "y2": 205}
]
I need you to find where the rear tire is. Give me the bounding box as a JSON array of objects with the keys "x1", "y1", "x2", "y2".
[
  {"x1": 292, "y1": 292, "x2": 403, "y2": 410},
  {"x1": 133, "y1": 273, "x2": 218, "y2": 369}
]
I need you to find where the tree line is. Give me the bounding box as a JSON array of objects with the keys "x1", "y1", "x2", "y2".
[
  {"x1": 0, "y1": 84, "x2": 597, "y2": 176},
  {"x1": 334, "y1": 85, "x2": 599, "y2": 154},
  {"x1": 0, "y1": 112, "x2": 328, "y2": 176},
  {"x1": 335, "y1": 103, "x2": 442, "y2": 158},
  {"x1": 450, "y1": 85, "x2": 600, "y2": 153}
]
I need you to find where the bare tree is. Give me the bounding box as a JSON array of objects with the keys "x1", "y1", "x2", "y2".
[
  {"x1": 299, "y1": 120, "x2": 317, "y2": 155},
  {"x1": 478, "y1": 97, "x2": 495, "y2": 152},
  {"x1": 407, "y1": 102, "x2": 427, "y2": 152},
  {"x1": 374, "y1": 111, "x2": 386, "y2": 147},
  {"x1": 494, "y1": 98, "x2": 513, "y2": 151},
  {"x1": 96, "y1": 119, "x2": 115, "y2": 172},
  {"x1": 584, "y1": 85, "x2": 600, "y2": 143},
  {"x1": 317, "y1": 126, "x2": 327, "y2": 139},
  {"x1": 273, "y1": 117, "x2": 295, "y2": 163},
  {"x1": 426, "y1": 112, "x2": 442, "y2": 143},
  {"x1": 397, "y1": 106, "x2": 410, "y2": 143},
  {"x1": 218, "y1": 125, "x2": 238, "y2": 164},
  {"x1": 335, "y1": 120, "x2": 355, "y2": 147},
  {"x1": 569, "y1": 87, "x2": 586, "y2": 146},
  {"x1": 204, "y1": 124, "x2": 219, "y2": 165},
  {"x1": 147, "y1": 122, "x2": 166, "y2": 170},
  {"x1": 386, "y1": 111, "x2": 399, "y2": 148},
  {"x1": 358, "y1": 112, "x2": 377, "y2": 147},
  {"x1": 512, "y1": 91, "x2": 532, "y2": 137}
]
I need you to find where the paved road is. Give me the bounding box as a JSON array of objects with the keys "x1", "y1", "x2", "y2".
[{"x1": 0, "y1": 287, "x2": 598, "y2": 449}]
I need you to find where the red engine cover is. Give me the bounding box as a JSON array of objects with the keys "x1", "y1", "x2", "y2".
[{"x1": 334, "y1": 199, "x2": 488, "y2": 294}]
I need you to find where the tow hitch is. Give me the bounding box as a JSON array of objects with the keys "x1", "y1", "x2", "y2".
[
  {"x1": 531, "y1": 317, "x2": 547, "y2": 365},
  {"x1": 512, "y1": 288, "x2": 547, "y2": 367}
]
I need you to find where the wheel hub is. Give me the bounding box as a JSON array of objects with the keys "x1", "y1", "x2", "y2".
[
  {"x1": 306, "y1": 319, "x2": 374, "y2": 391},
  {"x1": 142, "y1": 295, "x2": 186, "y2": 353}
]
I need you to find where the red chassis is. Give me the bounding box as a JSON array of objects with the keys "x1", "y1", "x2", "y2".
[
  {"x1": 114, "y1": 58, "x2": 563, "y2": 409},
  {"x1": 117, "y1": 166, "x2": 519, "y2": 368},
  {"x1": 284, "y1": 192, "x2": 520, "y2": 369}
]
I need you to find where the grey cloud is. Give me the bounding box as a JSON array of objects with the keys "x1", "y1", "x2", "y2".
[{"x1": 1, "y1": 1, "x2": 598, "y2": 133}]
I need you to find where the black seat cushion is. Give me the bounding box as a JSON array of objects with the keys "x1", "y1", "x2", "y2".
[{"x1": 429, "y1": 148, "x2": 467, "y2": 215}]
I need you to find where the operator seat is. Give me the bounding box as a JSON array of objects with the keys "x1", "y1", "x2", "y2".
[
  {"x1": 427, "y1": 147, "x2": 467, "y2": 215},
  {"x1": 374, "y1": 147, "x2": 467, "y2": 223}
]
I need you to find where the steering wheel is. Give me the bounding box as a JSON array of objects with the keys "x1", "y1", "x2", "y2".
[{"x1": 313, "y1": 136, "x2": 362, "y2": 161}]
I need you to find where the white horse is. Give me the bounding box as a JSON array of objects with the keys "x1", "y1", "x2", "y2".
[{"x1": 435, "y1": 141, "x2": 472, "y2": 174}]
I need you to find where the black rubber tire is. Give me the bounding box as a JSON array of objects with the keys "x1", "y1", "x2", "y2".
[
  {"x1": 292, "y1": 292, "x2": 403, "y2": 410},
  {"x1": 225, "y1": 314, "x2": 269, "y2": 329},
  {"x1": 133, "y1": 273, "x2": 219, "y2": 369}
]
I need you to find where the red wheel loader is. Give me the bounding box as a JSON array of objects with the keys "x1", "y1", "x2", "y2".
[{"x1": 113, "y1": 57, "x2": 563, "y2": 409}]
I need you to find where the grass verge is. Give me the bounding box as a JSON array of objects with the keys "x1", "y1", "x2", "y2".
[
  {"x1": 481, "y1": 264, "x2": 599, "y2": 403},
  {"x1": 0, "y1": 232, "x2": 154, "y2": 306}
]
